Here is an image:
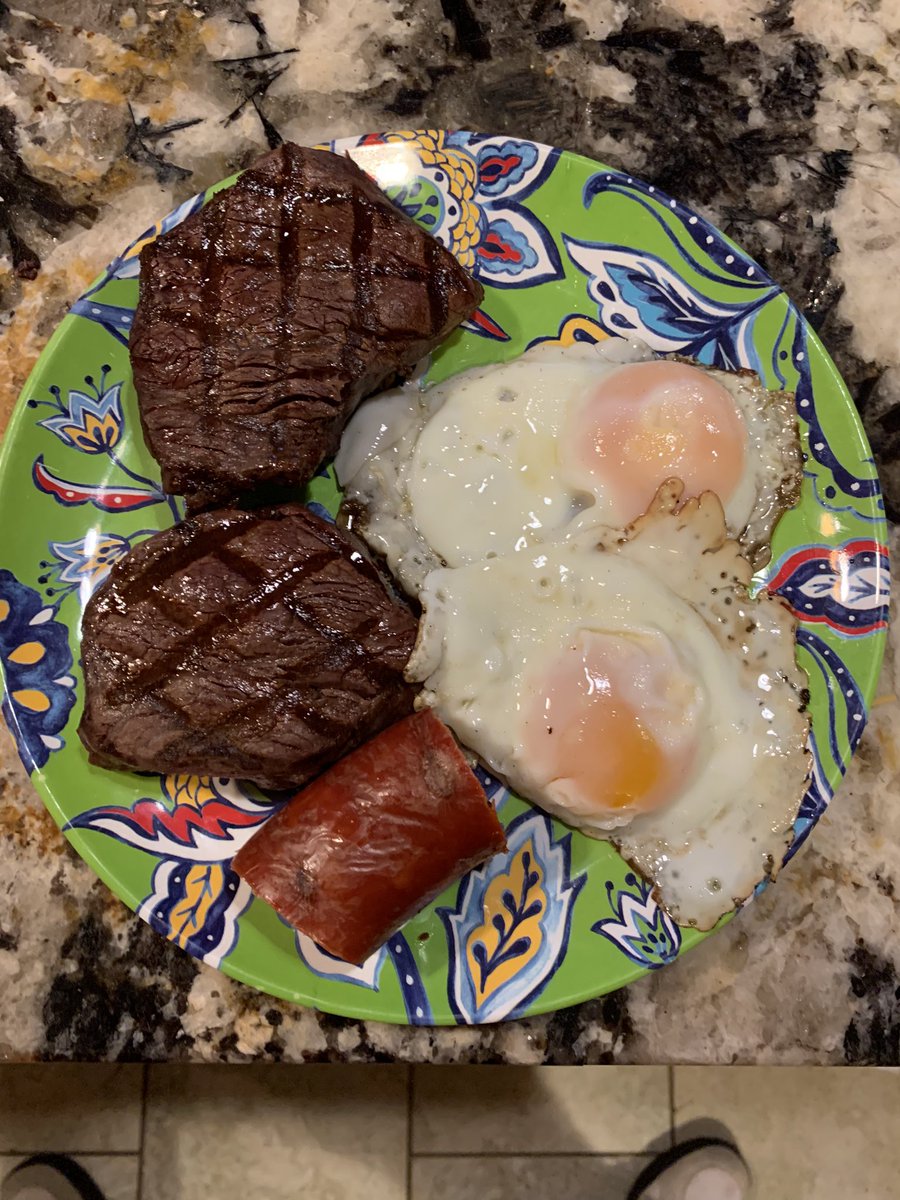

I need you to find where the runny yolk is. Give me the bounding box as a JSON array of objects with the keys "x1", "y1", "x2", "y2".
[
  {"x1": 572, "y1": 702, "x2": 666, "y2": 813},
  {"x1": 564, "y1": 360, "x2": 747, "y2": 523},
  {"x1": 525, "y1": 632, "x2": 699, "y2": 818}
]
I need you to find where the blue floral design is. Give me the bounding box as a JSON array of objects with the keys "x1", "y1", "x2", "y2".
[
  {"x1": 592, "y1": 873, "x2": 682, "y2": 969},
  {"x1": 796, "y1": 628, "x2": 866, "y2": 776},
  {"x1": 789, "y1": 318, "x2": 882, "y2": 510},
  {"x1": 68, "y1": 300, "x2": 135, "y2": 345},
  {"x1": 798, "y1": 737, "x2": 833, "y2": 824},
  {"x1": 292, "y1": 926, "x2": 432, "y2": 1023},
  {"x1": 30, "y1": 366, "x2": 179, "y2": 523},
  {"x1": 803, "y1": 470, "x2": 884, "y2": 527},
  {"x1": 765, "y1": 538, "x2": 889, "y2": 637},
  {"x1": 582, "y1": 170, "x2": 776, "y2": 287},
  {"x1": 67, "y1": 773, "x2": 281, "y2": 862},
  {"x1": 32, "y1": 371, "x2": 123, "y2": 454},
  {"x1": 563, "y1": 237, "x2": 779, "y2": 372},
  {"x1": 568, "y1": 169, "x2": 886, "y2": 527},
  {"x1": 351, "y1": 131, "x2": 563, "y2": 289},
  {"x1": 784, "y1": 730, "x2": 833, "y2": 864},
  {"x1": 475, "y1": 139, "x2": 539, "y2": 196},
  {"x1": 382, "y1": 176, "x2": 445, "y2": 231},
  {"x1": 0, "y1": 569, "x2": 76, "y2": 771},
  {"x1": 290, "y1": 921, "x2": 432, "y2": 1017},
  {"x1": 386, "y1": 934, "x2": 433, "y2": 1024},
  {"x1": 479, "y1": 217, "x2": 540, "y2": 276},
  {"x1": 75, "y1": 774, "x2": 280, "y2": 968},
  {"x1": 38, "y1": 531, "x2": 151, "y2": 605},
  {"x1": 440, "y1": 811, "x2": 584, "y2": 1023},
  {"x1": 138, "y1": 858, "x2": 252, "y2": 969},
  {"x1": 294, "y1": 930, "x2": 389, "y2": 990}
]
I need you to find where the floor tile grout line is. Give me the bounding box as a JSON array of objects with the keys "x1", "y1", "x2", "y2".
[
  {"x1": 1, "y1": 1150, "x2": 143, "y2": 1159},
  {"x1": 136, "y1": 1064, "x2": 149, "y2": 1200},
  {"x1": 668, "y1": 1065, "x2": 676, "y2": 1148},
  {"x1": 412, "y1": 1151, "x2": 661, "y2": 1158},
  {"x1": 406, "y1": 1067, "x2": 414, "y2": 1200}
]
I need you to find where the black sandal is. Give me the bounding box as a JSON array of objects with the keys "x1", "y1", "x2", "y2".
[
  {"x1": 627, "y1": 1136, "x2": 749, "y2": 1200},
  {"x1": 2, "y1": 1154, "x2": 109, "y2": 1200}
]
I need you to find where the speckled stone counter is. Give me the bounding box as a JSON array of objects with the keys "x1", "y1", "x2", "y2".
[{"x1": 1, "y1": 0, "x2": 898, "y2": 1064}]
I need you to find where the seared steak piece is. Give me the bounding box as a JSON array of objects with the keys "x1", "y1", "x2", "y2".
[
  {"x1": 130, "y1": 143, "x2": 484, "y2": 512},
  {"x1": 78, "y1": 504, "x2": 418, "y2": 790}
]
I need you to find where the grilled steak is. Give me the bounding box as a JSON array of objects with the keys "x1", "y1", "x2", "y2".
[
  {"x1": 130, "y1": 143, "x2": 484, "y2": 512},
  {"x1": 78, "y1": 504, "x2": 418, "y2": 790}
]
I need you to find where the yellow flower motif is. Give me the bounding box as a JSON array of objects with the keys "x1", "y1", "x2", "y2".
[
  {"x1": 11, "y1": 688, "x2": 51, "y2": 713},
  {"x1": 37, "y1": 377, "x2": 124, "y2": 455},
  {"x1": 7, "y1": 641, "x2": 45, "y2": 666},
  {"x1": 0, "y1": 568, "x2": 76, "y2": 768},
  {"x1": 168, "y1": 863, "x2": 227, "y2": 949},
  {"x1": 163, "y1": 775, "x2": 220, "y2": 809},
  {"x1": 465, "y1": 837, "x2": 546, "y2": 1008},
  {"x1": 541, "y1": 316, "x2": 610, "y2": 348},
  {"x1": 384, "y1": 129, "x2": 482, "y2": 269},
  {"x1": 59, "y1": 409, "x2": 121, "y2": 453},
  {"x1": 48, "y1": 532, "x2": 134, "y2": 597},
  {"x1": 386, "y1": 129, "x2": 445, "y2": 165},
  {"x1": 122, "y1": 222, "x2": 165, "y2": 267}
]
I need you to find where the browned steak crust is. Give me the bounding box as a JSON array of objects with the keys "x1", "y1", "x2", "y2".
[
  {"x1": 77, "y1": 505, "x2": 418, "y2": 790},
  {"x1": 130, "y1": 143, "x2": 484, "y2": 512}
]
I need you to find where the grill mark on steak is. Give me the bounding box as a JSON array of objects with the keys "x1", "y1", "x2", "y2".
[
  {"x1": 215, "y1": 541, "x2": 409, "y2": 690},
  {"x1": 274, "y1": 148, "x2": 292, "y2": 447},
  {"x1": 219, "y1": 684, "x2": 350, "y2": 744},
  {"x1": 129, "y1": 144, "x2": 484, "y2": 512},
  {"x1": 112, "y1": 510, "x2": 256, "y2": 605},
  {"x1": 114, "y1": 540, "x2": 341, "y2": 701},
  {"x1": 78, "y1": 503, "x2": 418, "y2": 789},
  {"x1": 350, "y1": 183, "x2": 373, "y2": 339},
  {"x1": 199, "y1": 185, "x2": 226, "y2": 451},
  {"x1": 423, "y1": 234, "x2": 447, "y2": 341}
]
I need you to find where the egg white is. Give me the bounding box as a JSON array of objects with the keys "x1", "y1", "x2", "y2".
[
  {"x1": 406, "y1": 482, "x2": 810, "y2": 930},
  {"x1": 335, "y1": 338, "x2": 801, "y2": 596}
]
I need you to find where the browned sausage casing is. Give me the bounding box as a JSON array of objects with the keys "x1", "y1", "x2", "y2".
[{"x1": 233, "y1": 710, "x2": 508, "y2": 964}]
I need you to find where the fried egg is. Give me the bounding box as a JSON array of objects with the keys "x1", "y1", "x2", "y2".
[
  {"x1": 335, "y1": 339, "x2": 801, "y2": 596},
  {"x1": 405, "y1": 482, "x2": 810, "y2": 930}
]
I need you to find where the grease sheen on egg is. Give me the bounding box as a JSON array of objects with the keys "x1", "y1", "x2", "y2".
[
  {"x1": 405, "y1": 483, "x2": 811, "y2": 931},
  {"x1": 336, "y1": 338, "x2": 801, "y2": 595}
]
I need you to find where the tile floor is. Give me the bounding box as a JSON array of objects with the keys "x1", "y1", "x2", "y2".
[{"x1": 0, "y1": 1064, "x2": 897, "y2": 1199}]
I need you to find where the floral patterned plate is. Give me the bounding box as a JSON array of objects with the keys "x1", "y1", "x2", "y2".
[{"x1": 0, "y1": 131, "x2": 889, "y2": 1025}]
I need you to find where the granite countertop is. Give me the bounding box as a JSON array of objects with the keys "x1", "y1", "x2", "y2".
[{"x1": 1, "y1": 0, "x2": 898, "y2": 1064}]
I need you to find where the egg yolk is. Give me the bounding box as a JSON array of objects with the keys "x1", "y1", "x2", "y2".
[
  {"x1": 564, "y1": 360, "x2": 747, "y2": 523},
  {"x1": 525, "y1": 631, "x2": 700, "y2": 819}
]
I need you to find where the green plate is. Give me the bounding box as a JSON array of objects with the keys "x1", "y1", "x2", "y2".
[{"x1": 0, "y1": 131, "x2": 889, "y2": 1025}]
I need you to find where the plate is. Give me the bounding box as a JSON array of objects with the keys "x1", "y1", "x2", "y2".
[{"x1": 0, "y1": 131, "x2": 889, "y2": 1025}]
